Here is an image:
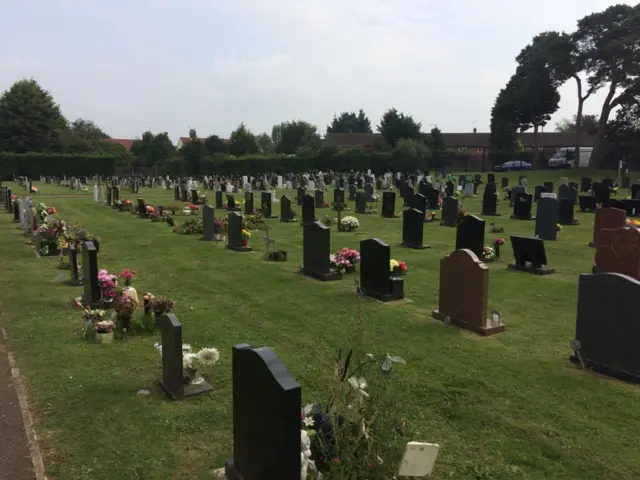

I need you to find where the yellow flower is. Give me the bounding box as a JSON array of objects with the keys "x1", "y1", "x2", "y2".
[
  {"x1": 390, "y1": 259, "x2": 399, "y2": 271},
  {"x1": 241, "y1": 229, "x2": 252, "y2": 238},
  {"x1": 57, "y1": 238, "x2": 68, "y2": 250}
]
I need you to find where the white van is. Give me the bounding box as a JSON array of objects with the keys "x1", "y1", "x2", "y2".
[{"x1": 548, "y1": 147, "x2": 593, "y2": 169}]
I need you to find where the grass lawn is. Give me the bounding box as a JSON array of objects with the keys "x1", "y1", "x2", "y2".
[{"x1": 1, "y1": 169, "x2": 640, "y2": 480}]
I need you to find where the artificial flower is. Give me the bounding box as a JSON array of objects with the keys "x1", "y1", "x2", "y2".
[
  {"x1": 196, "y1": 347, "x2": 220, "y2": 366},
  {"x1": 390, "y1": 259, "x2": 399, "y2": 271},
  {"x1": 348, "y1": 376, "x2": 369, "y2": 397}
]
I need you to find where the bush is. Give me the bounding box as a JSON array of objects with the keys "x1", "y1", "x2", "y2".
[{"x1": 0, "y1": 153, "x2": 116, "y2": 179}]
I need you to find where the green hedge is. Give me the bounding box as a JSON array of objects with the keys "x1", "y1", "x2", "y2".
[
  {"x1": 0, "y1": 153, "x2": 117, "y2": 179},
  {"x1": 169, "y1": 149, "x2": 471, "y2": 175}
]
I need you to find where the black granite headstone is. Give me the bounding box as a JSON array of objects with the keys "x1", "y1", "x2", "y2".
[
  {"x1": 507, "y1": 235, "x2": 555, "y2": 275},
  {"x1": 441, "y1": 196, "x2": 459, "y2": 227},
  {"x1": 402, "y1": 208, "x2": 429, "y2": 249},
  {"x1": 360, "y1": 238, "x2": 404, "y2": 302},
  {"x1": 455, "y1": 215, "x2": 485, "y2": 258},
  {"x1": 261, "y1": 191, "x2": 276, "y2": 218},
  {"x1": 512, "y1": 193, "x2": 533, "y2": 220},
  {"x1": 225, "y1": 344, "x2": 301, "y2": 479},
  {"x1": 355, "y1": 192, "x2": 367, "y2": 214},
  {"x1": 314, "y1": 189, "x2": 324, "y2": 209},
  {"x1": 302, "y1": 221, "x2": 341, "y2": 281},
  {"x1": 226, "y1": 212, "x2": 251, "y2": 252},
  {"x1": 244, "y1": 192, "x2": 254, "y2": 215},
  {"x1": 68, "y1": 243, "x2": 81, "y2": 285},
  {"x1": 302, "y1": 194, "x2": 315, "y2": 225},
  {"x1": 297, "y1": 187, "x2": 306, "y2": 206},
  {"x1": 202, "y1": 205, "x2": 215, "y2": 241},
  {"x1": 215, "y1": 190, "x2": 224, "y2": 209},
  {"x1": 280, "y1": 195, "x2": 295, "y2": 222},
  {"x1": 558, "y1": 198, "x2": 575, "y2": 226},
  {"x1": 410, "y1": 193, "x2": 426, "y2": 213},
  {"x1": 381, "y1": 191, "x2": 396, "y2": 218},
  {"x1": 82, "y1": 241, "x2": 100, "y2": 306},
  {"x1": 333, "y1": 188, "x2": 345, "y2": 209},
  {"x1": 535, "y1": 197, "x2": 559, "y2": 241}
]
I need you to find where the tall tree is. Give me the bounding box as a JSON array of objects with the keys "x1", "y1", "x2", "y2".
[
  {"x1": 326, "y1": 109, "x2": 373, "y2": 134},
  {"x1": 204, "y1": 134, "x2": 228, "y2": 155},
  {"x1": 0, "y1": 78, "x2": 67, "y2": 153},
  {"x1": 69, "y1": 118, "x2": 109, "y2": 142},
  {"x1": 255, "y1": 133, "x2": 275, "y2": 155},
  {"x1": 274, "y1": 120, "x2": 321, "y2": 154},
  {"x1": 426, "y1": 126, "x2": 447, "y2": 170},
  {"x1": 131, "y1": 131, "x2": 175, "y2": 167},
  {"x1": 573, "y1": 3, "x2": 640, "y2": 167},
  {"x1": 511, "y1": 64, "x2": 561, "y2": 168},
  {"x1": 181, "y1": 128, "x2": 206, "y2": 175},
  {"x1": 555, "y1": 114, "x2": 599, "y2": 134},
  {"x1": 606, "y1": 96, "x2": 640, "y2": 165},
  {"x1": 376, "y1": 108, "x2": 422, "y2": 147},
  {"x1": 229, "y1": 123, "x2": 259, "y2": 156},
  {"x1": 489, "y1": 78, "x2": 519, "y2": 153},
  {"x1": 516, "y1": 31, "x2": 593, "y2": 163}
]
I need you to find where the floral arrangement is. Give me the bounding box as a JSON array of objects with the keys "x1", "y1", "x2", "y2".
[
  {"x1": 483, "y1": 246, "x2": 496, "y2": 260},
  {"x1": 182, "y1": 206, "x2": 192, "y2": 215},
  {"x1": 300, "y1": 349, "x2": 407, "y2": 478},
  {"x1": 95, "y1": 320, "x2": 115, "y2": 334},
  {"x1": 114, "y1": 295, "x2": 137, "y2": 319},
  {"x1": 458, "y1": 208, "x2": 466, "y2": 219},
  {"x1": 98, "y1": 269, "x2": 118, "y2": 300},
  {"x1": 154, "y1": 343, "x2": 220, "y2": 385},
  {"x1": 168, "y1": 205, "x2": 178, "y2": 214},
  {"x1": 146, "y1": 205, "x2": 155, "y2": 214},
  {"x1": 35, "y1": 217, "x2": 69, "y2": 255},
  {"x1": 82, "y1": 308, "x2": 105, "y2": 324},
  {"x1": 214, "y1": 218, "x2": 227, "y2": 234},
  {"x1": 189, "y1": 203, "x2": 199, "y2": 211},
  {"x1": 36, "y1": 202, "x2": 56, "y2": 221},
  {"x1": 340, "y1": 216, "x2": 359, "y2": 231},
  {"x1": 324, "y1": 202, "x2": 331, "y2": 208},
  {"x1": 628, "y1": 219, "x2": 640, "y2": 227},
  {"x1": 143, "y1": 292, "x2": 155, "y2": 314},
  {"x1": 330, "y1": 248, "x2": 360, "y2": 274},
  {"x1": 493, "y1": 237, "x2": 505, "y2": 247},
  {"x1": 241, "y1": 229, "x2": 252, "y2": 241},
  {"x1": 175, "y1": 218, "x2": 204, "y2": 235},
  {"x1": 119, "y1": 268, "x2": 136, "y2": 287},
  {"x1": 429, "y1": 211, "x2": 437, "y2": 220},
  {"x1": 390, "y1": 259, "x2": 408, "y2": 276},
  {"x1": 150, "y1": 296, "x2": 175, "y2": 315},
  {"x1": 573, "y1": 216, "x2": 580, "y2": 225},
  {"x1": 556, "y1": 223, "x2": 563, "y2": 232},
  {"x1": 244, "y1": 213, "x2": 266, "y2": 231},
  {"x1": 322, "y1": 215, "x2": 334, "y2": 227}
]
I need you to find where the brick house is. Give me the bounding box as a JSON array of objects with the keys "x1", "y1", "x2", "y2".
[
  {"x1": 323, "y1": 132, "x2": 596, "y2": 161},
  {"x1": 175, "y1": 136, "x2": 231, "y2": 150}
]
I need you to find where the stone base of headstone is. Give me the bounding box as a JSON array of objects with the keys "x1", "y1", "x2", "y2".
[
  {"x1": 302, "y1": 268, "x2": 342, "y2": 282},
  {"x1": 401, "y1": 242, "x2": 431, "y2": 250},
  {"x1": 280, "y1": 217, "x2": 296, "y2": 223},
  {"x1": 159, "y1": 378, "x2": 213, "y2": 401},
  {"x1": 264, "y1": 215, "x2": 278, "y2": 219},
  {"x1": 364, "y1": 278, "x2": 404, "y2": 302},
  {"x1": 481, "y1": 212, "x2": 501, "y2": 216},
  {"x1": 510, "y1": 214, "x2": 533, "y2": 220},
  {"x1": 226, "y1": 245, "x2": 253, "y2": 253},
  {"x1": 381, "y1": 213, "x2": 397, "y2": 219},
  {"x1": 507, "y1": 264, "x2": 555, "y2": 275},
  {"x1": 267, "y1": 251, "x2": 287, "y2": 261},
  {"x1": 432, "y1": 310, "x2": 505, "y2": 336},
  {"x1": 569, "y1": 354, "x2": 640, "y2": 384}
]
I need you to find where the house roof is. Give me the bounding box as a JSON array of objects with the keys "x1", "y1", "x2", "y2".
[
  {"x1": 323, "y1": 132, "x2": 596, "y2": 148},
  {"x1": 104, "y1": 138, "x2": 135, "y2": 151}
]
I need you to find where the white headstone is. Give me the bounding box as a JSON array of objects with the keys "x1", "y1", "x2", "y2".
[
  {"x1": 397, "y1": 442, "x2": 440, "y2": 477},
  {"x1": 277, "y1": 176, "x2": 283, "y2": 188},
  {"x1": 463, "y1": 183, "x2": 474, "y2": 198},
  {"x1": 559, "y1": 177, "x2": 569, "y2": 186},
  {"x1": 271, "y1": 189, "x2": 279, "y2": 203},
  {"x1": 226, "y1": 183, "x2": 233, "y2": 194},
  {"x1": 308, "y1": 180, "x2": 315, "y2": 190},
  {"x1": 93, "y1": 185, "x2": 99, "y2": 202}
]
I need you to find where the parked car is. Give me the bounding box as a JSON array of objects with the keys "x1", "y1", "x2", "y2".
[{"x1": 494, "y1": 160, "x2": 532, "y2": 172}]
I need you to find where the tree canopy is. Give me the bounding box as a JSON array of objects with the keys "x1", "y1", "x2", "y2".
[
  {"x1": 274, "y1": 120, "x2": 321, "y2": 154},
  {"x1": 229, "y1": 123, "x2": 259, "y2": 157},
  {"x1": 377, "y1": 108, "x2": 422, "y2": 148},
  {"x1": 326, "y1": 109, "x2": 372, "y2": 134},
  {"x1": 0, "y1": 78, "x2": 67, "y2": 153},
  {"x1": 556, "y1": 114, "x2": 599, "y2": 135},
  {"x1": 131, "y1": 131, "x2": 176, "y2": 167},
  {"x1": 203, "y1": 134, "x2": 228, "y2": 155}
]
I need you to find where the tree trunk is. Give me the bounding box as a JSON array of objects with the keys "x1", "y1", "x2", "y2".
[
  {"x1": 591, "y1": 80, "x2": 618, "y2": 169},
  {"x1": 574, "y1": 76, "x2": 584, "y2": 167},
  {"x1": 533, "y1": 124, "x2": 539, "y2": 169}
]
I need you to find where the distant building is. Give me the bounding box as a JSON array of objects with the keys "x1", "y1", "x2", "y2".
[
  {"x1": 103, "y1": 138, "x2": 135, "y2": 151},
  {"x1": 176, "y1": 136, "x2": 230, "y2": 150},
  {"x1": 323, "y1": 132, "x2": 596, "y2": 160}
]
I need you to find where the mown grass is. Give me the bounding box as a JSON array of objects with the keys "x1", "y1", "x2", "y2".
[{"x1": 1, "y1": 169, "x2": 639, "y2": 480}]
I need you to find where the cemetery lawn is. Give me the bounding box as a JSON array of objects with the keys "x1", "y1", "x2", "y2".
[{"x1": 1, "y1": 170, "x2": 640, "y2": 480}]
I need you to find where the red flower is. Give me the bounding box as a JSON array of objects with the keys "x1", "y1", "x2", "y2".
[
  {"x1": 120, "y1": 268, "x2": 136, "y2": 279},
  {"x1": 367, "y1": 463, "x2": 373, "y2": 470},
  {"x1": 399, "y1": 261, "x2": 407, "y2": 271},
  {"x1": 189, "y1": 204, "x2": 198, "y2": 210},
  {"x1": 146, "y1": 205, "x2": 155, "y2": 213},
  {"x1": 332, "y1": 458, "x2": 340, "y2": 464}
]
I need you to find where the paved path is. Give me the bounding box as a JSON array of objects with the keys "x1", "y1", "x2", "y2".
[{"x1": 0, "y1": 334, "x2": 37, "y2": 480}]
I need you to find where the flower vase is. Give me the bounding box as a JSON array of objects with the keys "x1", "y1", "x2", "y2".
[
  {"x1": 96, "y1": 331, "x2": 114, "y2": 344},
  {"x1": 118, "y1": 315, "x2": 132, "y2": 332},
  {"x1": 241, "y1": 239, "x2": 248, "y2": 247},
  {"x1": 214, "y1": 233, "x2": 224, "y2": 242},
  {"x1": 122, "y1": 286, "x2": 139, "y2": 304},
  {"x1": 185, "y1": 367, "x2": 204, "y2": 385},
  {"x1": 494, "y1": 244, "x2": 501, "y2": 259}
]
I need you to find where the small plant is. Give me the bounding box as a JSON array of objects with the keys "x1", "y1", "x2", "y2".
[
  {"x1": 115, "y1": 296, "x2": 137, "y2": 318},
  {"x1": 340, "y1": 216, "x2": 359, "y2": 231},
  {"x1": 322, "y1": 215, "x2": 334, "y2": 227},
  {"x1": 142, "y1": 292, "x2": 155, "y2": 314}
]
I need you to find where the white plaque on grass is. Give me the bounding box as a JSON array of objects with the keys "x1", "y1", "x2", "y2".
[
  {"x1": 540, "y1": 192, "x2": 557, "y2": 199},
  {"x1": 397, "y1": 441, "x2": 440, "y2": 477}
]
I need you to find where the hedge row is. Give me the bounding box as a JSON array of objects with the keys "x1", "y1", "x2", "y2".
[{"x1": 0, "y1": 153, "x2": 117, "y2": 179}]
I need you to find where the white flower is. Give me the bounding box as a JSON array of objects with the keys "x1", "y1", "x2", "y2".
[
  {"x1": 348, "y1": 376, "x2": 369, "y2": 397},
  {"x1": 154, "y1": 342, "x2": 162, "y2": 353},
  {"x1": 196, "y1": 347, "x2": 220, "y2": 366},
  {"x1": 303, "y1": 404, "x2": 314, "y2": 416},
  {"x1": 183, "y1": 352, "x2": 197, "y2": 369},
  {"x1": 303, "y1": 416, "x2": 315, "y2": 428},
  {"x1": 182, "y1": 343, "x2": 192, "y2": 353},
  {"x1": 365, "y1": 353, "x2": 374, "y2": 359}
]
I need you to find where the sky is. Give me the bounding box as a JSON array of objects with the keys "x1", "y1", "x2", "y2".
[{"x1": 0, "y1": 0, "x2": 634, "y2": 142}]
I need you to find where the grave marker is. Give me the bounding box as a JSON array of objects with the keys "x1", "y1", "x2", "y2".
[
  {"x1": 455, "y1": 215, "x2": 485, "y2": 258},
  {"x1": 401, "y1": 208, "x2": 430, "y2": 249},
  {"x1": 360, "y1": 238, "x2": 404, "y2": 301},
  {"x1": 302, "y1": 222, "x2": 341, "y2": 281},
  {"x1": 82, "y1": 240, "x2": 101, "y2": 306},
  {"x1": 535, "y1": 197, "x2": 559, "y2": 241},
  {"x1": 507, "y1": 235, "x2": 555, "y2": 275}
]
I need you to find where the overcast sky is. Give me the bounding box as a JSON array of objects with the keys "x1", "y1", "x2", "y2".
[{"x1": 0, "y1": 0, "x2": 633, "y2": 141}]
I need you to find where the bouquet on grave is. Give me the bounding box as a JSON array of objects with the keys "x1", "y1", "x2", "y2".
[
  {"x1": 150, "y1": 296, "x2": 176, "y2": 315},
  {"x1": 483, "y1": 245, "x2": 496, "y2": 260},
  {"x1": 340, "y1": 216, "x2": 359, "y2": 231},
  {"x1": 390, "y1": 259, "x2": 407, "y2": 276},
  {"x1": 98, "y1": 269, "x2": 118, "y2": 301}
]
